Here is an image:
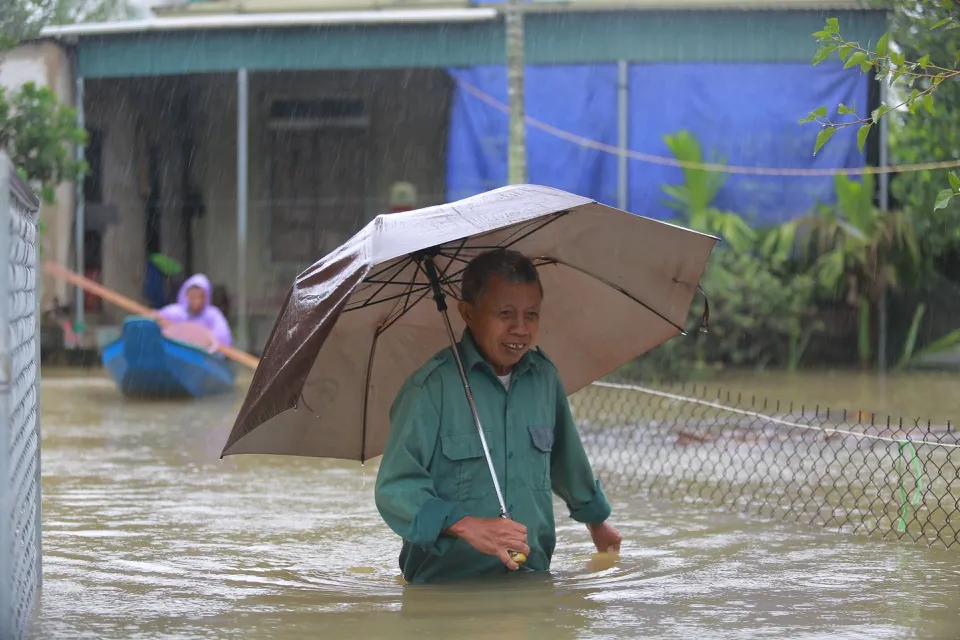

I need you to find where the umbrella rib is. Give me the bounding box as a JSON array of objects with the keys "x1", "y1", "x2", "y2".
[
  {"x1": 346, "y1": 257, "x2": 424, "y2": 314},
  {"x1": 364, "y1": 255, "x2": 414, "y2": 284},
  {"x1": 399, "y1": 258, "x2": 428, "y2": 317},
  {"x1": 352, "y1": 258, "x2": 409, "y2": 296},
  {"x1": 380, "y1": 261, "x2": 426, "y2": 325},
  {"x1": 364, "y1": 260, "x2": 433, "y2": 333},
  {"x1": 360, "y1": 278, "x2": 417, "y2": 285},
  {"x1": 440, "y1": 279, "x2": 462, "y2": 302},
  {"x1": 350, "y1": 257, "x2": 414, "y2": 305},
  {"x1": 359, "y1": 320, "x2": 382, "y2": 464},
  {"x1": 437, "y1": 240, "x2": 469, "y2": 300},
  {"x1": 378, "y1": 282, "x2": 434, "y2": 334},
  {"x1": 437, "y1": 251, "x2": 471, "y2": 265},
  {"x1": 345, "y1": 284, "x2": 431, "y2": 313},
  {"x1": 547, "y1": 258, "x2": 689, "y2": 335}
]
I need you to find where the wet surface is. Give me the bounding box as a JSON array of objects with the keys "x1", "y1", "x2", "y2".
[{"x1": 30, "y1": 370, "x2": 960, "y2": 639}]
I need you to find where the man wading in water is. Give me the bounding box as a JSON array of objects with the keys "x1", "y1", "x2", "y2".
[{"x1": 375, "y1": 248, "x2": 622, "y2": 584}]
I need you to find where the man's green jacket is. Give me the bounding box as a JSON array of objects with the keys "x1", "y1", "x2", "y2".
[{"x1": 374, "y1": 330, "x2": 611, "y2": 584}]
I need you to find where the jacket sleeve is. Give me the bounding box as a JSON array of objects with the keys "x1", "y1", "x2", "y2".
[
  {"x1": 549, "y1": 374, "x2": 611, "y2": 525},
  {"x1": 375, "y1": 376, "x2": 469, "y2": 555},
  {"x1": 206, "y1": 307, "x2": 234, "y2": 347},
  {"x1": 156, "y1": 304, "x2": 186, "y2": 322}
]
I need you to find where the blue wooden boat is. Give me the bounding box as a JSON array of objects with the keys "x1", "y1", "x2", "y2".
[{"x1": 101, "y1": 316, "x2": 236, "y2": 398}]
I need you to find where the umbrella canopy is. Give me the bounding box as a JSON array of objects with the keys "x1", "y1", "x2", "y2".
[{"x1": 221, "y1": 184, "x2": 718, "y2": 463}]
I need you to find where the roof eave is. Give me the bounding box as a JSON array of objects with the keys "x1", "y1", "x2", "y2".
[
  {"x1": 36, "y1": 1, "x2": 883, "y2": 41},
  {"x1": 37, "y1": 7, "x2": 499, "y2": 39}
]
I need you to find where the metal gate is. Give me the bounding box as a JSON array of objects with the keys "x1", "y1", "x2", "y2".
[{"x1": 0, "y1": 151, "x2": 43, "y2": 639}]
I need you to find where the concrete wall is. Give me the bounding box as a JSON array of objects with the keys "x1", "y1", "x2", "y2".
[
  {"x1": 0, "y1": 41, "x2": 75, "y2": 309},
  {"x1": 188, "y1": 69, "x2": 452, "y2": 351},
  {"x1": 82, "y1": 77, "x2": 194, "y2": 321},
  {"x1": 83, "y1": 79, "x2": 146, "y2": 314},
  {"x1": 82, "y1": 69, "x2": 452, "y2": 350}
]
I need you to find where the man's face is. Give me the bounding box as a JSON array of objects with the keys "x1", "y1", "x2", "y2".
[
  {"x1": 458, "y1": 274, "x2": 542, "y2": 376},
  {"x1": 186, "y1": 286, "x2": 206, "y2": 315}
]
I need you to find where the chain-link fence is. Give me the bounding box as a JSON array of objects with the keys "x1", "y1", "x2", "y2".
[
  {"x1": 575, "y1": 380, "x2": 960, "y2": 549},
  {"x1": 0, "y1": 152, "x2": 43, "y2": 640}
]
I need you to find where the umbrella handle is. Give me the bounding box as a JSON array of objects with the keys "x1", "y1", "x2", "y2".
[{"x1": 499, "y1": 512, "x2": 528, "y2": 565}]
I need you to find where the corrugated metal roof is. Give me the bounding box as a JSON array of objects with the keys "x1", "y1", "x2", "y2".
[
  {"x1": 39, "y1": 0, "x2": 880, "y2": 39},
  {"x1": 509, "y1": 0, "x2": 874, "y2": 9},
  {"x1": 160, "y1": 0, "x2": 871, "y2": 10},
  {"x1": 38, "y1": 8, "x2": 498, "y2": 38},
  {"x1": 63, "y1": 8, "x2": 886, "y2": 77}
]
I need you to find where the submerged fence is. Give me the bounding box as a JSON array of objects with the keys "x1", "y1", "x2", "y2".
[
  {"x1": 577, "y1": 380, "x2": 960, "y2": 549},
  {"x1": 0, "y1": 152, "x2": 42, "y2": 639}
]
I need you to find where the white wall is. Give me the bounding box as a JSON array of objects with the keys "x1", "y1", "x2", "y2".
[{"x1": 0, "y1": 41, "x2": 75, "y2": 309}]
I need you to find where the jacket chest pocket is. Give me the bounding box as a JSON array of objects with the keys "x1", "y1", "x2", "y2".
[
  {"x1": 526, "y1": 425, "x2": 554, "y2": 491},
  {"x1": 439, "y1": 432, "x2": 491, "y2": 502}
]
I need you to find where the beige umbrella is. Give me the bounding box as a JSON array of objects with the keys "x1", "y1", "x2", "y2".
[{"x1": 221, "y1": 184, "x2": 718, "y2": 520}]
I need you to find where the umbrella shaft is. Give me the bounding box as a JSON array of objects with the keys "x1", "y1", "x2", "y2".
[
  {"x1": 422, "y1": 253, "x2": 510, "y2": 519},
  {"x1": 438, "y1": 308, "x2": 510, "y2": 518}
]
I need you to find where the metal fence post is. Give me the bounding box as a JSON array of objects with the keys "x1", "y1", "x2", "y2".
[
  {"x1": 0, "y1": 150, "x2": 43, "y2": 639},
  {"x1": 237, "y1": 68, "x2": 250, "y2": 352},
  {"x1": 0, "y1": 149, "x2": 14, "y2": 640}
]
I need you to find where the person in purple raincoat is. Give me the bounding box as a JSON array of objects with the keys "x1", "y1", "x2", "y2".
[{"x1": 152, "y1": 274, "x2": 234, "y2": 347}]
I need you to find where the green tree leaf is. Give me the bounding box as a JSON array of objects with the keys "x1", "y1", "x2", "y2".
[
  {"x1": 838, "y1": 103, "x2": 857, "y2": 115},
  {"x1": 949, "y1": 172, "x2": 960, "y2": 192},
  {"x1": 825, "y1": 17, "x2": 840, "y2": 34},
  {"x1": 857, "y1": 123, "x2": 873, "y2": 152},
  {"x1": 844, "y1": 51, "x2": 869, "y2": 69},
  {"x1": 871, "y1": 104, "x2": 892, "y2": 123},
  {"x1": 812, "y1": 44, "x2": 837, "y2": 65},
  {"x1": 876, "y1": 32, "x2": 889, "y2": 56},
  {"x1": 814, "y1": 127, "x2": 838, "y2": 155},
  {"x1": 800, "y1": 106, "x2": 828, "y2": 124},
  {"x1": 935, "y1": 189, "x2": 955, "y2": 210},
  {"x1": 907, "y1": 88, "x2": 920, "y2": 114}
]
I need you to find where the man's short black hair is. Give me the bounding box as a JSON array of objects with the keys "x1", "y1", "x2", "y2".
[{"x1": 460, "y1": 248, "x2": 543, "y2": 305}]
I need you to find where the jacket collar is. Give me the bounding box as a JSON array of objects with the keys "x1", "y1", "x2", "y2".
[{"x1": 458, "y1": 328, "x2": 538, "y2": 379}]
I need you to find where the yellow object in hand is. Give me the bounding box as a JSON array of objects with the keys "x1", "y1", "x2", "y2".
[{"x1": 509, "y1": 550, "x2": 527, "y2": 564}]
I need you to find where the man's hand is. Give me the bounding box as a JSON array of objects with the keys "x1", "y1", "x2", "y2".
[
  {"x1": 445, "y1": 516, "x2": 530, "y2": 570},
  {"x1": 587, "y1": 521, "x2": 622, "y2": 553}
]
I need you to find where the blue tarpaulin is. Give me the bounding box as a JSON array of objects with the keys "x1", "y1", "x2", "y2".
[
  {"x1": 445, "y1": 62, "x2": 869, "y2": 225},
  {"x1": 446, "y1": 65, "x2": 620, "y2": 206}
]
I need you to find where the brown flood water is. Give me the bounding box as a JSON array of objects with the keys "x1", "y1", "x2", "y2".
[{"x1": 29, "y1": 368, "x2": 960, "y2": 639}]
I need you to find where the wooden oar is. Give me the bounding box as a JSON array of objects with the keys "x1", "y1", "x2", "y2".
[{"x1": 42, "y1": 260, "x2": 261, "y2": 370}]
